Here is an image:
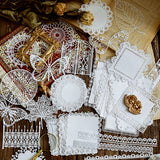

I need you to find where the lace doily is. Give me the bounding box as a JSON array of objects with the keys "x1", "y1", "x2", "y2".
[
  {"x1": 0, "y1": 96, "x2": 27, "y2": 127},
  {"x1": 58, "y1": 112, "x2": 100, "y2": 155},
  {"x1": 26, "y1": 95, "x2": 57, "y2": 128},
  {"x1": 11, "y1": 147, "x2": 45, "y2": 160},
  {"x1": 78, "y1": 0, "x2": 113, "y2": 36},
  {"x1": 112, "y1": 86, "x2": 160, "y2": 133},
  {"x1": 1, "y1": 69, "x2": 38, "y2": 105},
  {"x1": 6, "y1": 32, "x2": 31, "y2": 67},
  {"x1": 61, "y1": 39, "x2": 94, "y2": 76},
  {"x1": 103, "y1": 114, "x2": 139, "y2": 137},
  {"x1": 50, "y1": 75, "x2": 87, "y2": 112},
  {"x1": 2, "y1": 123, "x2": 40, "y2": 149},
  {"x1": 30, "y1": 55, "x2": 69, "y2": 81},
  {"x1": 109, "y1": 42, "x2": 152, "y2": 84},
  {"x1": 40, "y1": 21, "x2": 74, "y2": 44}
]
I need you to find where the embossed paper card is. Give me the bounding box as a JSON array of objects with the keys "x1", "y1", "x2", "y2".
[
  {"x1": 109, "y1": 42, "x2": 151, "y2": 83},
  {"x1": 112, "y1": 86, "x2": 160, "y2": 133},
  {"x1": 58, "y1": 113, "x2": 100, "y2": 155}
]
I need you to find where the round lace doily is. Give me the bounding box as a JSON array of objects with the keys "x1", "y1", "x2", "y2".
[
  {"x1": 6, "y1": 32, "x2": 31, "y2": 67},
  {"x1": 78, "y1": 0, "x2": 113, "y2": 36},
  {"x1": 41, "y1": 21, "x2": 74, "y2": 44},
  {"x1": 1, "y1": 69, "x2": 38, "y2": 105},
  {"x1": 50, "y1": 75, "x2": 87, "y2": 112},
  {"x1": 11, "y1": 147, "x2": 45, "y2": 160}
]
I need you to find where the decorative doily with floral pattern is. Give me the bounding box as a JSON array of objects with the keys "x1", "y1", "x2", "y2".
[
  {"x1": 6, "y1": 32, "x2": 31, "y2": 67},
  {"x1": 50, "y1": 75, "x2": 87, "y2": 112},
  {"x1": 40, "y1": 21, "x2": 74, "y2": 44},
  {"x1": 78, "y1": 0, "x2": 113, "y2": 36}
]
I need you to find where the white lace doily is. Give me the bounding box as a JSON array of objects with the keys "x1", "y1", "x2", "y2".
[
  {"x1": 78, "y1": 0, "x2": 113, "y2": 36},
  {"x1": 11, "y1": 147, "x2": 45, "y2": 160},
  {"x1": 112, "y1": 86, "x2": 160, "y2": 133},
  {"x1": 109, "y1": 42, "x2": 152, "y2": 84},
  {"x1": 40, "y1": 21, "x2": 74, "y2": 44},
  {"x1": 0, "y1": 96, "x2": 27, "y2": 127},
  {"x1": 1, "y1": 69, "x2": 38, "y2": 105},
  {"x1": 6, "y1": 32, "x2": 31, "y2": 67},
  {"x1": 58, "y1": 112, "x2": 100, "y2": 155},
  {"x1": 103, "y1": 114, "x2": 139, "y2": 136},
  {"x1": 50, "y1": 75, "x2": 87, "y2": 112}
]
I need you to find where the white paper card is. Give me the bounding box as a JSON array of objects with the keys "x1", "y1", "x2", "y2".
[
  {"x1": 66, "y1": 115, "x2": 99, "y2": 149},
  {"x1": 114, "y1": 48, "x2": 145, "y2": 80},
  {"x1": 112, "y1": 86, "x2": 160, "y2": 133}
]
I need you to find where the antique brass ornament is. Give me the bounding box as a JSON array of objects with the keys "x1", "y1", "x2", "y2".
[{"x1": 16, "y1": 27, "x2": 61, "y2": 69}]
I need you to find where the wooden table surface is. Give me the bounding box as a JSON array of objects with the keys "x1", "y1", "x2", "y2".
[{"x1": 0, "y1": 17, "x2": 160, "y2": 160}]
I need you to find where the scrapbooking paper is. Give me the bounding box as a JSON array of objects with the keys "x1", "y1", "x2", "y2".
[
  {"x1": 58, "y1": 113, "x2": 100, "y2": 155},
  {"x1": 89, "y1": 59, "x2": 157, "y2": 135},
  {"x1": 103, "y1": 114, "x2": 139, "y2": 136},
  {"x1": 109, "y1": 42, "x2": 151, "y2": 83},
  {"x1": 112, "y1": 86, "x2": 160, "y2": 133}
]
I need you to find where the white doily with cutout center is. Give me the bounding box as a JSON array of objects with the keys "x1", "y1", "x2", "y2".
[
  {"x1": 50, "y1": 75, "x2": 87, "y2": 112},
  {"x1": 78, "y1": 0, "x2": 113, "y2": 36}
]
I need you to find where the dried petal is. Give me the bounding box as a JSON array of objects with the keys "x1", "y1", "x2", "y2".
[
  {"x1": 80, "y1": 11, "x2": 94, "y2": 25},
  {"x1": 54, "y1": 2, "x2": 67, "y2": 16}
]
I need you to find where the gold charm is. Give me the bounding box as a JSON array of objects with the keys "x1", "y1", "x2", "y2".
[
  {"x1": 124, "y1": 94, "x2": 142, "y2": 115},
  {"x1": 16, "y1": 27, "x2": 61, "y2": 69}
]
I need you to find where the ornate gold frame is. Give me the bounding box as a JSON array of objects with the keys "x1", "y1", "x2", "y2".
[{"x1": 16, "y1": 27, "x2": 61, "y2": 67}]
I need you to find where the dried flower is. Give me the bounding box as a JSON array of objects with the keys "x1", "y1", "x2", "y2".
[
  {"x1": 81, "y1": 0, "x2": 91, "y2": 4},
  {"x1": 54, "y1": 2, "x2": 67, "y2": 16},
  {"x1": 80, "y1": 11, "x2": 94, "y2": 25}
]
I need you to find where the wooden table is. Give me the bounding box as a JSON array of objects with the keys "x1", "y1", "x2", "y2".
[{"x1": 0, "y1": 17, "x2": 160, "y2": 160}]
